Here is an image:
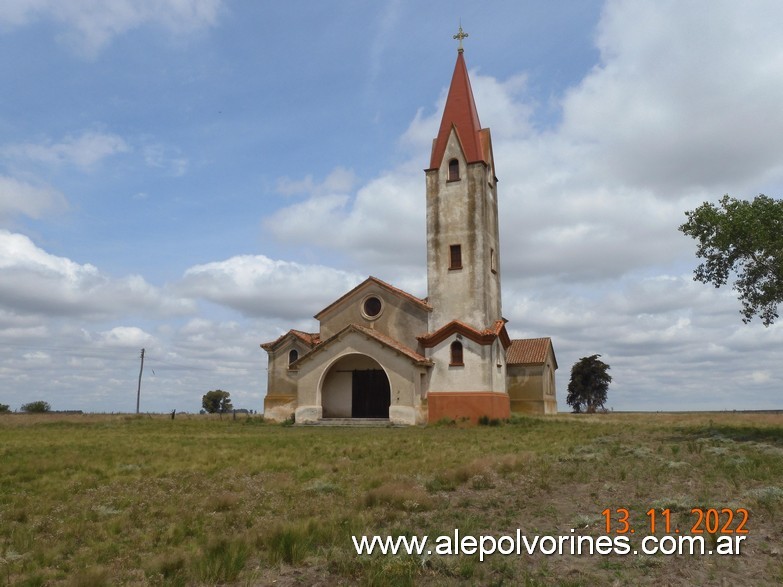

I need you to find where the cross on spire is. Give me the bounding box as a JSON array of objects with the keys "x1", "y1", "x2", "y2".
[{"x1": 453, "y1": 24, "x2": 468, "y2": 53}]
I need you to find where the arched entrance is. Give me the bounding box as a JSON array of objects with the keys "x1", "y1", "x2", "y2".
[{"x1": 321, "y1": 354, "x2": 391, "y2": 419}]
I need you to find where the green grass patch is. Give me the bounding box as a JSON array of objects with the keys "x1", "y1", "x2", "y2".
[{"x1": 0, "y1": 412, "x2": 780, "y2": 584}]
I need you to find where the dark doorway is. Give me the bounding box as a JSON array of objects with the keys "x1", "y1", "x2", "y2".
[{"x1": 352, "y1": 369, "x2": 390, "y2": 418}]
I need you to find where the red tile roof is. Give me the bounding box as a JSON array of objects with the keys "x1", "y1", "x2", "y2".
[
  {"x1": 428, "y1": 51, "x2": 487, "y2": 170},
  {"x1": 417, "y1": 319, "x2": 511, "y2": 349},
  {"x1": 260, "y1": 329, "x2": 320, "y2": 351},
  {"x1": 506, "y1": 338, "x2": 557, "y2": 368},
  {"x1": 292, "y1": 323, "x2": 432, "y2": 368}
]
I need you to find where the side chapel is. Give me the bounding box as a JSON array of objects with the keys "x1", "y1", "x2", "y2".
[{"x1": 262, "y1": 32, "x2": 557, "y2": 424}]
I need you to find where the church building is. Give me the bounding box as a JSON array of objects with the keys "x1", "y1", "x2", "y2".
[{"x1": 262, "y1": 33, "x2": 557, "y2": 424}]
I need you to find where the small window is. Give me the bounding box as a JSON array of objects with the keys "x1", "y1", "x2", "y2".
[
  {"x1": 448, "y1": 159, "x2": 460, "y2": 181},
  {"x1": 362, "y1": 296, "x2": 382, "y2": 319},
  {"x1": 288, "y1": 349, "x2": 298, "y2": 366},
  {"x1": 490, "y1": 248, "x2": 497, "y2": 274},
  {"x1": 450, "y1": 341, "x2": 464, "y2": 366},
  {"x1": 449, "y1": 244, "x2": 462, "y2": 270}
]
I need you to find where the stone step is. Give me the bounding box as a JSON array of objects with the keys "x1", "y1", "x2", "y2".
[{"x1": 300, "y1": 418, "x2": 398, "y2": 427}]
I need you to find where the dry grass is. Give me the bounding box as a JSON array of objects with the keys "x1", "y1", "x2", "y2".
[{"x1": 0, "y1": 411, "x2": 781, "y2": 585}]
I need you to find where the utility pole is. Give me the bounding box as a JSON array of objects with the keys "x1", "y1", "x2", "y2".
[{"x1": 136, "y1": 348, "x2": 145, "y2": 414}]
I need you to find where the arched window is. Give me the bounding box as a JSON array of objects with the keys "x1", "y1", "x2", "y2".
[
  {"x1": 450, "y1": 341, "x2": 464, "y2": 366},
  {"x1": 448, "y1": 158, "x2": 460, "y2": 181},
  {"x1": 288, "y1": 349, "x2": 298, "y2": 366}
]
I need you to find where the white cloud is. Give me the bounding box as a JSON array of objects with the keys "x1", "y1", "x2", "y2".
[
  {"x1": 0, "y1": 230, "x2": 194, "y2": 319},
  {"x1": 178, "y1": 254, "x2": 364, "y2": 320},
  {"x1": 0, "y1": 0, "x2": 223, "y2": 57},
  {"x1": 142, "y1": 144, "x2": 189, "y2": 177},
  {"x1": 275, "y1": 167, "x2": 357, "y2": 198},
  {"x1": 4, "y1": 131, "x2": 130, "y2": 170},
  {"x1": 98, "y1": 326, "x2": 156, "y2": 348},
  {"x1": 0, "y1": 317, "x2": 270, "y2": 413},
  {"x1": 561, "y1": 0, "x2": 783, "y2": 193},
  {"x1": 0, "y1": 176, "x2": 67, "y2": 219},
  {"x1": 504, "y1": 273, "x2": 783, "y2": 410},
  {"x1": 266, "y1": 163, "x2": 426, "y2": 274},
  {"x1": 750, "y1": 371, "x2": 771, "y2": 384}
]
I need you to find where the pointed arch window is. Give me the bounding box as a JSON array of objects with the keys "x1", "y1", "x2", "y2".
[
  {"x1": 288, "y1": 349, "x2": 298, "y2": 367},
  {"x1": 448, "y1": 158, "x2": 460, "y2": 181},
  {"x1": 450, "y1": 341, "x2": 464, "y2": 366}
]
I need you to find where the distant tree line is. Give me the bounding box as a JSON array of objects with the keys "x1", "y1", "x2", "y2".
[
  {"x1": 22, "y1": 401, "x2": 51, "y2": 413},
  {"x1": 0, "y1": 401, "x2": 53, "y2": 413}
]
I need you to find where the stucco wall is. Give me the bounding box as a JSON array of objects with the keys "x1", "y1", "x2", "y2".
[
  {"x1": 294, "y1": 331, "x2": 427, "y2": 425},
  {"x1": 507, "y1": 358, "x2": 558, "y2": 414},
  {"x1": 318, "y1": 283, "x2": 429, "y2": 344},
  {"x1": 426, "y1": 335, "x2": 506, "y2": 394},
  {"x1": 426, "y1": 129, "x2": 502, "y2": 333},
  {"x1": 263, "y1": 338, "x2": 309, "y2": 420}
]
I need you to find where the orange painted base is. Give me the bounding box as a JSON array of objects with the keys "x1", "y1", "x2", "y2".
[{"x1": 427, "y1": 391, "x2": 511, "y2": 424}]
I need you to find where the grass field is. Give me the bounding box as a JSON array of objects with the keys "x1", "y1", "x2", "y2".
[{"x1": 0, "y1": 412, "x2": 781, "y2": 586}]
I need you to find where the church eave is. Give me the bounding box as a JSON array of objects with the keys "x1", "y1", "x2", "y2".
[
  {"x1": 260, "y1": 329, "x2": 321, "y2": 352},
  {"x1": 290, "y1": 323, "x2": 432, "y2": 369},
  {"x1": 418, "y1": 319, "x2": 511, "y2": 349},
  {"x1": 507, "y1": 337, "x2": 557, "y2": 369}
]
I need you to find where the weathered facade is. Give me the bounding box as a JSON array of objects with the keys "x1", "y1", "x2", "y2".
[{"x1": 262, "y1": 41, "x2": 557, "y2": 424}]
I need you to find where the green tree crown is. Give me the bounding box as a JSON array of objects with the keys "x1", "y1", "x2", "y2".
[
  {"x1": 679, "y1": 194, "x2": 783, "y2": 326},
  {"x1": 202, "y1": 390, "x2": 233, "y2": 414},
  {"x1": 566, "y1": 355, "x2": 611, "y2": 414},
  {"x1": 21, "y1": 401, "x2": 51, "y2": 413}
]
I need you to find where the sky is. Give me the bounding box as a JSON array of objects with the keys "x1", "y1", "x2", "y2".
[{"x1": 1, "y1": 0, "x2": 782, "y2": 414}]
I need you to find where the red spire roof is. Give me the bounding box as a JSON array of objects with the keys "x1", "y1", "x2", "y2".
[{"x1": 429, "y1": 51, "x2": 486, "y2": 170}]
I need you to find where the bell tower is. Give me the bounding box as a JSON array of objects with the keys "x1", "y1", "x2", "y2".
[
  {"x1": 420, "y1": 28, "x2": 510, "y2": 423},
  {"x1": 425, "y1": 30, "x2": 502, "y2": 333}
]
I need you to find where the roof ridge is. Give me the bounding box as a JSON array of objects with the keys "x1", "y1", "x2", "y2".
[
  {"x1": 507, "y1": 337, "x2": 557, "y2": 368},
  {"x1": 314, "y1": 276, "x2": 430, "y2": 320}
]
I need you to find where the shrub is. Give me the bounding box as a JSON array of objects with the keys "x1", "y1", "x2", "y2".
[
  {"x1": 477, "y1": 415, "x2": 503, "y2": 426},
  {"x1": 21, "y1": 401, "x2": 51, "y2": 413}
]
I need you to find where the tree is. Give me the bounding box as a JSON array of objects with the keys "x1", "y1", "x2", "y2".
[
  {"x1": 202, "y1": 390, "x2": 232, "y2": 414},
  {"x1": 0, "y1": 403, "x2": 10, "y2": 413},
  {"x1": 679, "y1": 194, "x2": 783, "y2": 326},
  {"x1": 21, "y1": 400, "x2": 51, "y2": 413},
  {"x1": 566, "y1": 355, "x2": 611, "y2": 414}
]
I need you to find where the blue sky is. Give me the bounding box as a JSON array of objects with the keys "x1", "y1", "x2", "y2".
[{"x1": 1, "y1": 0, "x2": 781, "y2": 413}]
